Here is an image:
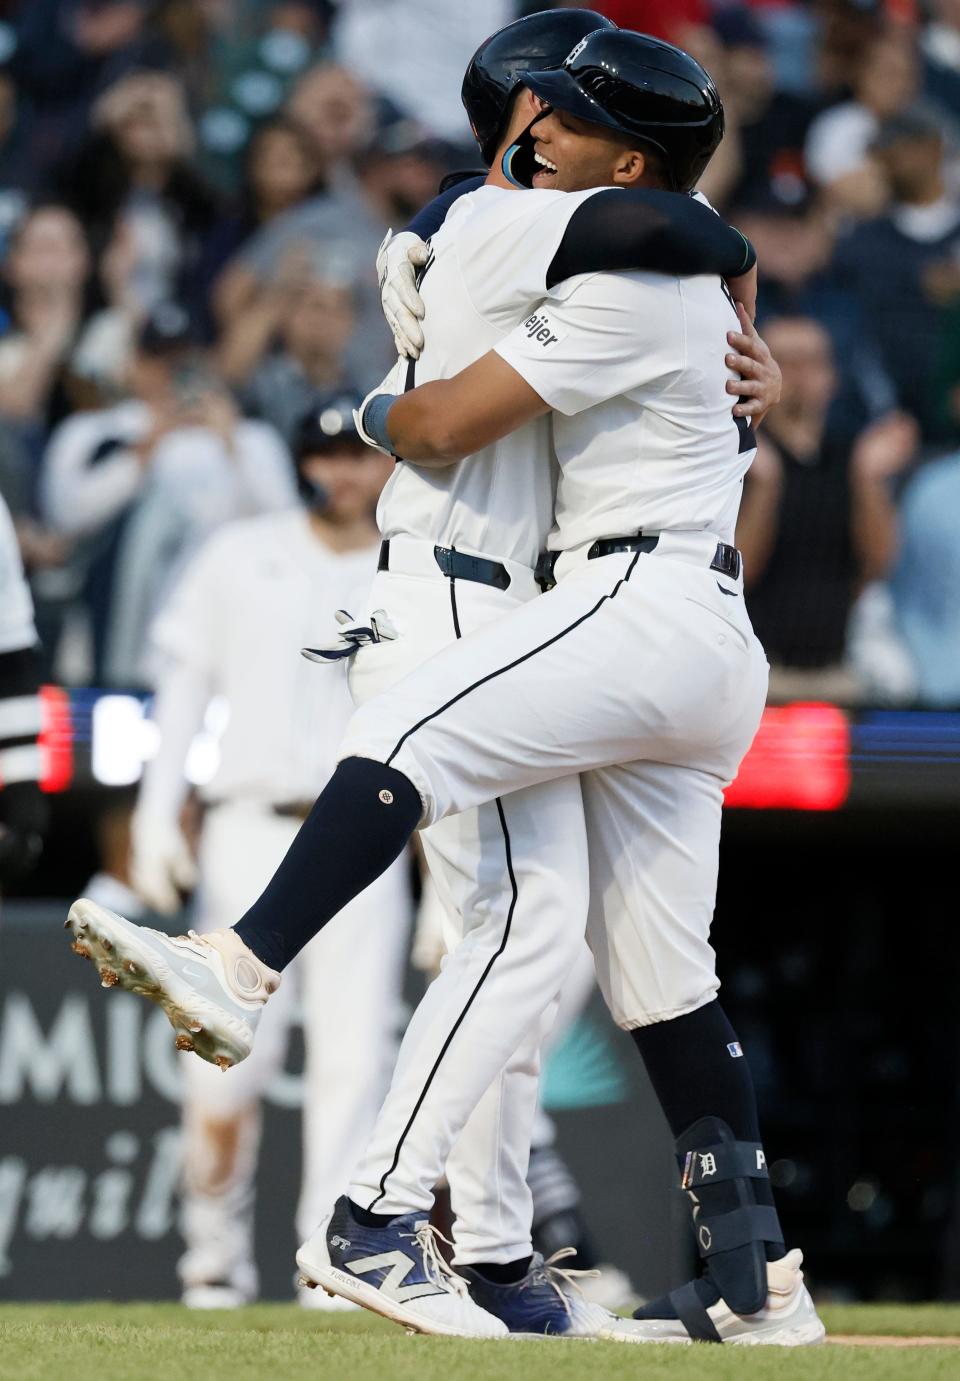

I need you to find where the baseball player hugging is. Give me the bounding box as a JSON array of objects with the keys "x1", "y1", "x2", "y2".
[{"x1": 65, "y1": 15, "x2": 821, "y2": 1349}]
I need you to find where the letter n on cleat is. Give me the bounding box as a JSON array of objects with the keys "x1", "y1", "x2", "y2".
[{"x1": 347, "y1": 1250, "x2": 439, "y2": 1303}]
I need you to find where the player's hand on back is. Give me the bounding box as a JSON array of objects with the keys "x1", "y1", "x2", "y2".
[
  {"x1": 725, "y1": 304, "x2": 781, "y2": 427},
  {"x1": 378, "y1": 229, "x2": 430, "y2": 359}
]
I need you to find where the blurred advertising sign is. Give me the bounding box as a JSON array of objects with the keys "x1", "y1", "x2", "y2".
[
  {"x1": 0, "y1": 904, "x2": 303, "y2": 1300},
  {"x1": 0, "y1": 905, "x2": 679, "y2": 1302}
]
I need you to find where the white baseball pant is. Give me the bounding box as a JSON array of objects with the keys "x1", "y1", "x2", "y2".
[
  {"x1": 178, "y1": 800, "x2": 411, "y2": 1294},
  {"x1": 341, "y1": 533, "x2": 769, "y2": 1033},
  {"x1": 344, "y1": 537, "x2": 588, "y2": 1263}
]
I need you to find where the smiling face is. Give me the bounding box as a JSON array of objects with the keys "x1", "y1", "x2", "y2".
[{"x1": 528, "y1": 106, "x2": 650, "y2": 192}]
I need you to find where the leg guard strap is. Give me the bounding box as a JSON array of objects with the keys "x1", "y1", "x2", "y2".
[
  {"x1": 669, "y1": 1280, "x2": 723, "y2": 1343},
  {"x1": 680, "y1": 1141, "x2": 769, "y2": 1190},
  {"x1": 694, "y1": 1205, "x2": 783, "y2": 1259}
]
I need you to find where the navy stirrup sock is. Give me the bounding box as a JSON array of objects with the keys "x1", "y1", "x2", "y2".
[{"x1": 234, "y1": 757, "x2": 422, "y2": 972}]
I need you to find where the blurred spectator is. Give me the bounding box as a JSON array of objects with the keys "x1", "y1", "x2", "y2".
[
  {"x1": 56, "y1": 71, "x2": 221, "y2": 313},
  {"x1": 805, "y1": 27, "x2": 920, "y2": 214},
  {"x1": 0, "y1": 204, "x2": 92, "y2": 439},
  {"x1": 40, "y1": 304, "x2": 294, "y2": 684},
  {"x1": 13, "y1": 0, "x2": 164, "y2": 171},
  {"x1": 833, "y1": 106, "x2": 960, "y2": 442},
  {"x1": 214, "y1": 84, "x2": 451, "y2": 389},
  {"x1": 714, "y1": 7, "x2": 820, "y2": 211},
  {"x1": 814, "y1": 0, "x2": 887, "y2": 100},
  {"x1": 193, "y1": 113, "x2": 324, "y2": 334},
  {"x1": 737, "y1": 317, "x2": 916, "y2": 703},
  {"x1": 334, "y1": 0, "x2": 513, "y2": 144},
  {"x1": 222, "y1": 257, "x2": 355, "y2": 445},
  {"x1": 733, "y1": 182, "x2": 895, "y2": 426},
  {"x1": 891, "y1": 450, "x2": 960, "y2": 705},
  {"x1": 921, "y1": 0, "x2": 960, "y2": 121}
]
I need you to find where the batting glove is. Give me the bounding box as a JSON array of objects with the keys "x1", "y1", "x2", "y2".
[
  {"x1": 301, "y1": 608, "x2": 399, "y2": 664},
  {"x1": 378, "y1": 229, "x2": 430, "y2": 359}
]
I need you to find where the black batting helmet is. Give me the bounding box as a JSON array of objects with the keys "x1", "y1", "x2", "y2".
[
  {"x1": 523, "y1": 29, "x2": 724, "y2": 193},
  {"x1": 462, "y1": 8, "x2": 616, "y2": 166}
]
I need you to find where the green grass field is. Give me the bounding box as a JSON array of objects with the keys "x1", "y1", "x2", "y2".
[{"x1": 1, "y1": 1304, "x2": 959, "y2": 1381}]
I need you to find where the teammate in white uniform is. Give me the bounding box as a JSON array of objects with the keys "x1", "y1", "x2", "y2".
[
  {"x1": 63, "y1": 14, "x2": 786, "y2": 1343},
  {"x1": 129, "y1": 396, "x2": 412, "y2": 1306},
  {"x1": 0, "y1": 492, "x2": 46, "y2": 892}
]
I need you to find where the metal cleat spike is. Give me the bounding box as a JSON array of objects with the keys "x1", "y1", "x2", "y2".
[
  {"x1": 71, "y1": 942, "x2": 91, "y2": 958},
  {"x1": 125, "y1": 961, "x2": 139, "y2": 975},
  {"x1": 100, "y1": 970, "x2": 119, "y2": 987},
  {"x1": 215, "y1": 1056, "x2": 232, "y2": 1072},
  {"x1": 297, "y1": 1276, "x2": 313, "y2": 1289},
  {"x1": 101, "y1": 938, "x2": 113, "y2": 953},
  {"x1": 189, "y1": 1022, "x2": 203, "y2": 1034},
  {"x1": 175, "y1": 1035, "x2": 195, "y2": 1052}
]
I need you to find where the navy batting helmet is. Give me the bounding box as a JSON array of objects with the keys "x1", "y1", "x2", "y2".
[
  {"x1": 523, "y1": 28, "x2": 724, "y2": 193},
  {"x1": 461, "y1": 8, "x2": 616, "y2": 166},
  {"x1": 294, "y1": 390, "x2": 366, "y2": 461}
]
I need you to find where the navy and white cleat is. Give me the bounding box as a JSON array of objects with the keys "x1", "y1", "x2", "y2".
[
  {"x1": 65, "y1": 898, "x2": 280, "y2": 1069},
  {"x1": 459, "y1": 1249, "x2": 617, "y2": 1337},
  {"x1": 296, "y1": 1196, "x2": 507, "y2": 1338},
  {"x1": 599, "y1": 1249, "x2": 826, "y2": 1346}
]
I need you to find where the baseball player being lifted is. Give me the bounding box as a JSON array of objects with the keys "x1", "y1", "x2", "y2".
[
  {"x1": 63, "y1": 24, "x2": 821, "y2": 1347},
  {"x1": 123, "y1": 396, "x2": 413, "y2": 1307}
]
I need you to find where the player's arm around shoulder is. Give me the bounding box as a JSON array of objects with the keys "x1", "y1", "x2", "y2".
[{"x1": 360, "y1": 351, "x2": 551, "y2": 466}]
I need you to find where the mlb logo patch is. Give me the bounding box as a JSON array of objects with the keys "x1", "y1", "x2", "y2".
[{"x1": 727, "y1": 1041, "x2": 743, "y2": 1058}]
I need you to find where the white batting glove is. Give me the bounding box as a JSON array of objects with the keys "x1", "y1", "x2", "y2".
[
  {"x1": 302, "y1": 607, "x2": 399, "y2": 664},
  {"x1": 130, "y1": 812, "x2": 198, "y2": 915},
  {"x1": 378, "y1": 229, "x2": 430, "y2": 359}
]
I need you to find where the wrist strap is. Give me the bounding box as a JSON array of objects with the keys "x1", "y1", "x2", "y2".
[{"x1": 362, "y1": 393, "x2": 396, "y2": 453}]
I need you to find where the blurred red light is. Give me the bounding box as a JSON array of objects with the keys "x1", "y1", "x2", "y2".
[
  {"x1": 38, "y1": 685, "x2": 73, "y2": 793},
  {"x1": 725, "y1": 702, "x2": 851, "y2": 811}
]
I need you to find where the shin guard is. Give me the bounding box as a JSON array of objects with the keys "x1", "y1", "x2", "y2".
[{"x1": 676, "y1": 1116, "x2": 783, "y2": 1319}]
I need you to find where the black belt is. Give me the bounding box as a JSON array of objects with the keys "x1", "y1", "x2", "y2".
[
  {"x1": 378, "y1": 539, "x2": 511, "y2": 591},
  {"x1": 535, "y1": 535, "x2": 742, "y2": 592}
]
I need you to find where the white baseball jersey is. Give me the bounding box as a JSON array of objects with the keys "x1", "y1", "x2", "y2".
[
  {"x1": 151, "y1": 509, "x2": 377, "y2": 803},
  {"x1": 377, "y1": 184, "x2": 604, "y2": 566},
  {"x1": 496, "y1": 271, "x2": 755, "y2": 552},
  {"x1": 0, "y1": 492, "x2": 36, "y2": 654}
]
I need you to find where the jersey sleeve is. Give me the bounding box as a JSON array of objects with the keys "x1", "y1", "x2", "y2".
[
  {"x1": 546, "y1": 188, "x2": 755, "y2": 288},
  {"x1": 494, "y1": 272, "x2": 685, "y2": 416},
  {"x1": 405, "y1": 175, "x2": 486, "y2": 239}
]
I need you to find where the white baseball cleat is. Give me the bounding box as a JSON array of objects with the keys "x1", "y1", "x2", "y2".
[
  {"x1": 296, "y1": 1196, "x2": 508, "y2": 1338},
  {"x1": 599, "y1": 1250, "x2": 825, "y2": 1346},
  {"x1": 65, "y1": 898, "x2": 280, "y2": 1069}
]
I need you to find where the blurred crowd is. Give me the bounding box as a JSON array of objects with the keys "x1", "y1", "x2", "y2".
[{"x1": 0, "y1": 0, "x2": 958, "y2": 705}]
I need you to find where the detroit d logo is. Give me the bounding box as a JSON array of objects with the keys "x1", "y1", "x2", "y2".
[{"x1": 699, "y1": 1152, "x2": 718, "y2": 1178}]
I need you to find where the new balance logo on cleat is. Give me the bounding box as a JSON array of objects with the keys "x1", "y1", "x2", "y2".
[
  {"x1": 347, "y1": 1249, "x2": 441, "y2": 1303},
  {"x1": 295, "y1": 1197, "x2": 507, "y2": 1338}
]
